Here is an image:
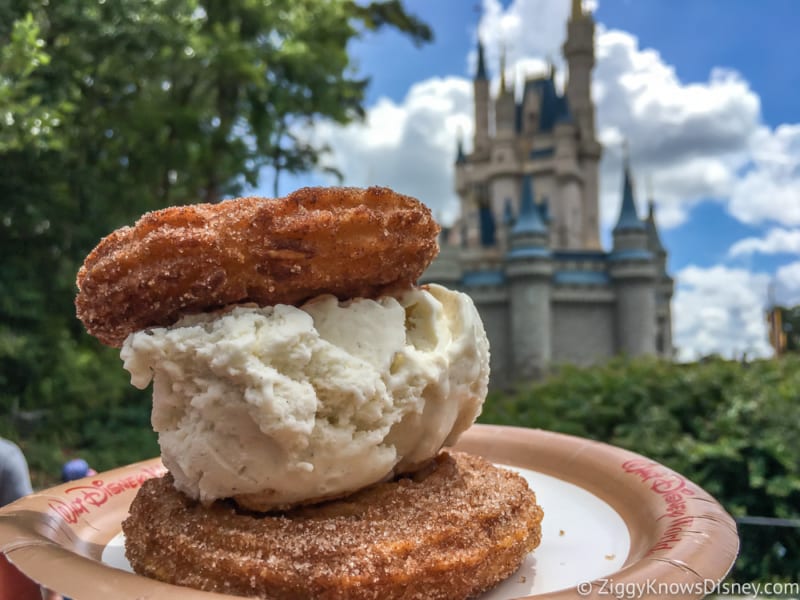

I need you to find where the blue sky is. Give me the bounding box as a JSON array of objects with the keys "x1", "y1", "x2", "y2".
[{"x1": 255, "y1": 0, "x2": 800, "y2": 360}]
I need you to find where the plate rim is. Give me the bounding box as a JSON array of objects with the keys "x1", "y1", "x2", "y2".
[
  {"x1": 0, "y1": 424, "x2": 739, "y2": 599},
  {"x1": 453, "y1": 424, "x2": 739, "y2": 599}
]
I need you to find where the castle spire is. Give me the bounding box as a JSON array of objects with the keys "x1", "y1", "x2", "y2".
[
  {"x1": 571, "y1": 0, "x2": 583, "y2": 20},
  {"x1": 512, "y1": 174, "x2": 547, "y2": 237},
  {"x1": 472, "y1": 38, "x2": 490, "y2": 155},
  {"x1": 645, "y1": 177, "x2": 666, "y2": 253},
  {"x1": 614, "y1": 149, "x2": 645, "y2": 232},
  {"x1": 475, "y1": 38, "x2": 488, "y2": 81},
  {"x1": 455, "y1": 129, "x2": 466, "y2": 164},
  {"x1": 495, "y1": 44, "x2": 516, "y2": 136},
  {"x1": 499, "y1": 44, "x2": 507, "y2": 94}
]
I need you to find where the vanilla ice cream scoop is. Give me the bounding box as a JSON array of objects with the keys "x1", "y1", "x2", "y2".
[{"x1": 120, "y1": 284, "x2": 489, "y2": 510}]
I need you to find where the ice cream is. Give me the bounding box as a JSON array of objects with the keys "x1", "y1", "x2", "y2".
[{"x1": 120, "y1": 284, "x2": 490, "y2": 510}]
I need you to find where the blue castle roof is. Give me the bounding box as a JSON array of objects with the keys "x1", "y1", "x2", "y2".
[
  {"x1": 511, "y1": 174, "x2": 547, "y2": 238},
  {"x1": 462, "y1": 270, "x2": 506, "y2": 287},
  {"x1": 479, "y1": 203, "x2": 496, "y2": 247},
  {"x1": 475, "y1": 40, "x2": 487, "y2": 80},
  {"x1": 555, "y1": 96, "x2": 574, "y2": 125},
  {"x1": 614, "y1": 164, "x2": 645, "y2": 232},
  {"x1": 455, "y1": 136, "x2": 466, "y2": 164},
  {"x1": 515, "y1": 77, "x2": 573, "y2": 134},
  {"x1": 645, "y1": 200, "x2": 666, "y2": 252}
]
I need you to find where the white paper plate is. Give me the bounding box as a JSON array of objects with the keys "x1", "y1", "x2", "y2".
[{"x1": 0, "y1": 425, "x2": 739, "y2": 599}]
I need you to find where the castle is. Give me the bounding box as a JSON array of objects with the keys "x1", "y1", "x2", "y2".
[{"x1": 421, "y1": 0, "x2": 673, "y2": 383}]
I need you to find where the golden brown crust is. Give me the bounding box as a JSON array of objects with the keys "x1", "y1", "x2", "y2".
[
  {"x1": 75, "y1": 186, "x2": 440, "y2": 347},
  {"x1": 123, "y1": 452, "x2": 544, "y2": 600},
  {"x1": 231, "y1": 458, "x2": 436, "y2": 513}
]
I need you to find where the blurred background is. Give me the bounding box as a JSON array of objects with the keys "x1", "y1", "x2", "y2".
[{"x1": 1, "y1": 0, "x2": 798, "y2": 588}]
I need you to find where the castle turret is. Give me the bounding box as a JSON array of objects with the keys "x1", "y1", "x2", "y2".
[
  {"x1": 610, "y1": 160, "x2": 657, "y2": 356},
  {"x1": 645, "y1": 185, "x2": 674, "y2": 357},
  {"x1": 553, "y1": 101, "x2": 583, "y2": 249},
  {"x1": 473, "y1": 39, "x2": 490, "y2": 158},
  {"x1": 645, "y1": 196, "x2": 666, "y2": 273},
  {"x1": 563, "y1": 0, "x2": 602, "y2": 250},
  {"x1": 612, "y1": 162, "x2": 645, "y2": 239},
  {"x1": 563, "y1": 0, "x2": 595, "y2": 140},
  {"x1": 506, "y1": 174, "x2": 552, "y2": 378},
  {"x1": 454, "y1": 128, "x2": 468, "y2": 200},
  {"x1": 495, "y1": 47, "x2": 516, "y2": 139}
]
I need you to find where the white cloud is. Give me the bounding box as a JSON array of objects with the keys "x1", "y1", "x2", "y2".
[
  {"x1": 775, "y1": 261, "x2": 800, "y2": 306},
  {"x1": 673, "y1": 265, "x2": 772, "y2": 361},
  {"x1": 729, "y1": 227, "x2": 800, "y2": 257},
  {"x1": 592, "y1": 31, "x2": 759, "y2": 230},
  {"x1": 593, "y1": 35, "x2": 800, "y2": 231},
  {"x1": 728, "y1": 124, "x2": 800, "y2": 226},
  {"x1": 312, "y1": 77, "x2": 473, "y2": 224}
]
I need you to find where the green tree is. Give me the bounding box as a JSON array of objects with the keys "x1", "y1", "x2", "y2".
[
  {"x1": 0, "y1": 0, "x2": 431, "y2": 466},
  {"x1": 0, "y1": 12, "x2": 66, "y2": 152}
]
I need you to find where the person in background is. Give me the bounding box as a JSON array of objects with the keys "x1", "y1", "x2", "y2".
[
  {"x1": 0, "y1": 451, "x2": 95, "y2": 599},
  {"x1": 0, "y1": 437, "x2": 33, "y2": 507},
  {"x1": 0, "y1": 437, "x2": 40, "y2": 600},
  {"x1": 61, "y1": 458, "x2": 96, "y2": 482}
]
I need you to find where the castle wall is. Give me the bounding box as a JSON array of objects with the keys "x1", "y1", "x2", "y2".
[
  {"x1": 472, "y1": 294, "x2": 511, "y2": 385},
  {"x1": 656, "y1": 279, "x2": 674, "y2": 357},
  {"x1": 528, "y1": 169, "x2": 555, "y2": 202},
  {"x1": 558, "y1": 178, "x2": 583, "y2": 249},
  {"x1": 614, "y1": 278, "x2": 657, "y2": 356},
  {"x1": 489, "y1": 176, "x2": 518, "y2": 216},
  {"x1": 489, "y1": 176, "x2": 517, "y2": 250},
  {"x1": 552, "y1": 298, "x2": 615, "y2": 365},
  {"x1": 507, "y1": 260, "x2": 553, "y2": 380}
]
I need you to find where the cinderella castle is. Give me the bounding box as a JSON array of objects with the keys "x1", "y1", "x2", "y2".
[{"x1": 421, "y1": 0, "x2": 673, "y2": 382}]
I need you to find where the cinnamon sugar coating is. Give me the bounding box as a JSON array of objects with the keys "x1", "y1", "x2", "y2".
[
  {"x1": 123, "y1": 452, "x2": 544, "y2": 600},
  {"x1": 76, "y1": 186, "x2": 440, "y2": 347}
]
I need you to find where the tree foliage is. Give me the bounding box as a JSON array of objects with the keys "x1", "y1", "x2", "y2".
[
  {"x1": 0, "y1": 0, "x2": 430, "y2": 461},
  {"x1": 481, "y1": 356, "x2": 800, "y2": 583},
  {"x1": 0, "y1": 13, "x2": 65, "y2": 152}
]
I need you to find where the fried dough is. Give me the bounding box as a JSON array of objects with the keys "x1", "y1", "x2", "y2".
[
  {"x1": 123, "y1": 451, "x2": 543, "y2": 600},
  {"x1": 76, "y1": 186, "x2": 439, "y2": 347}
]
